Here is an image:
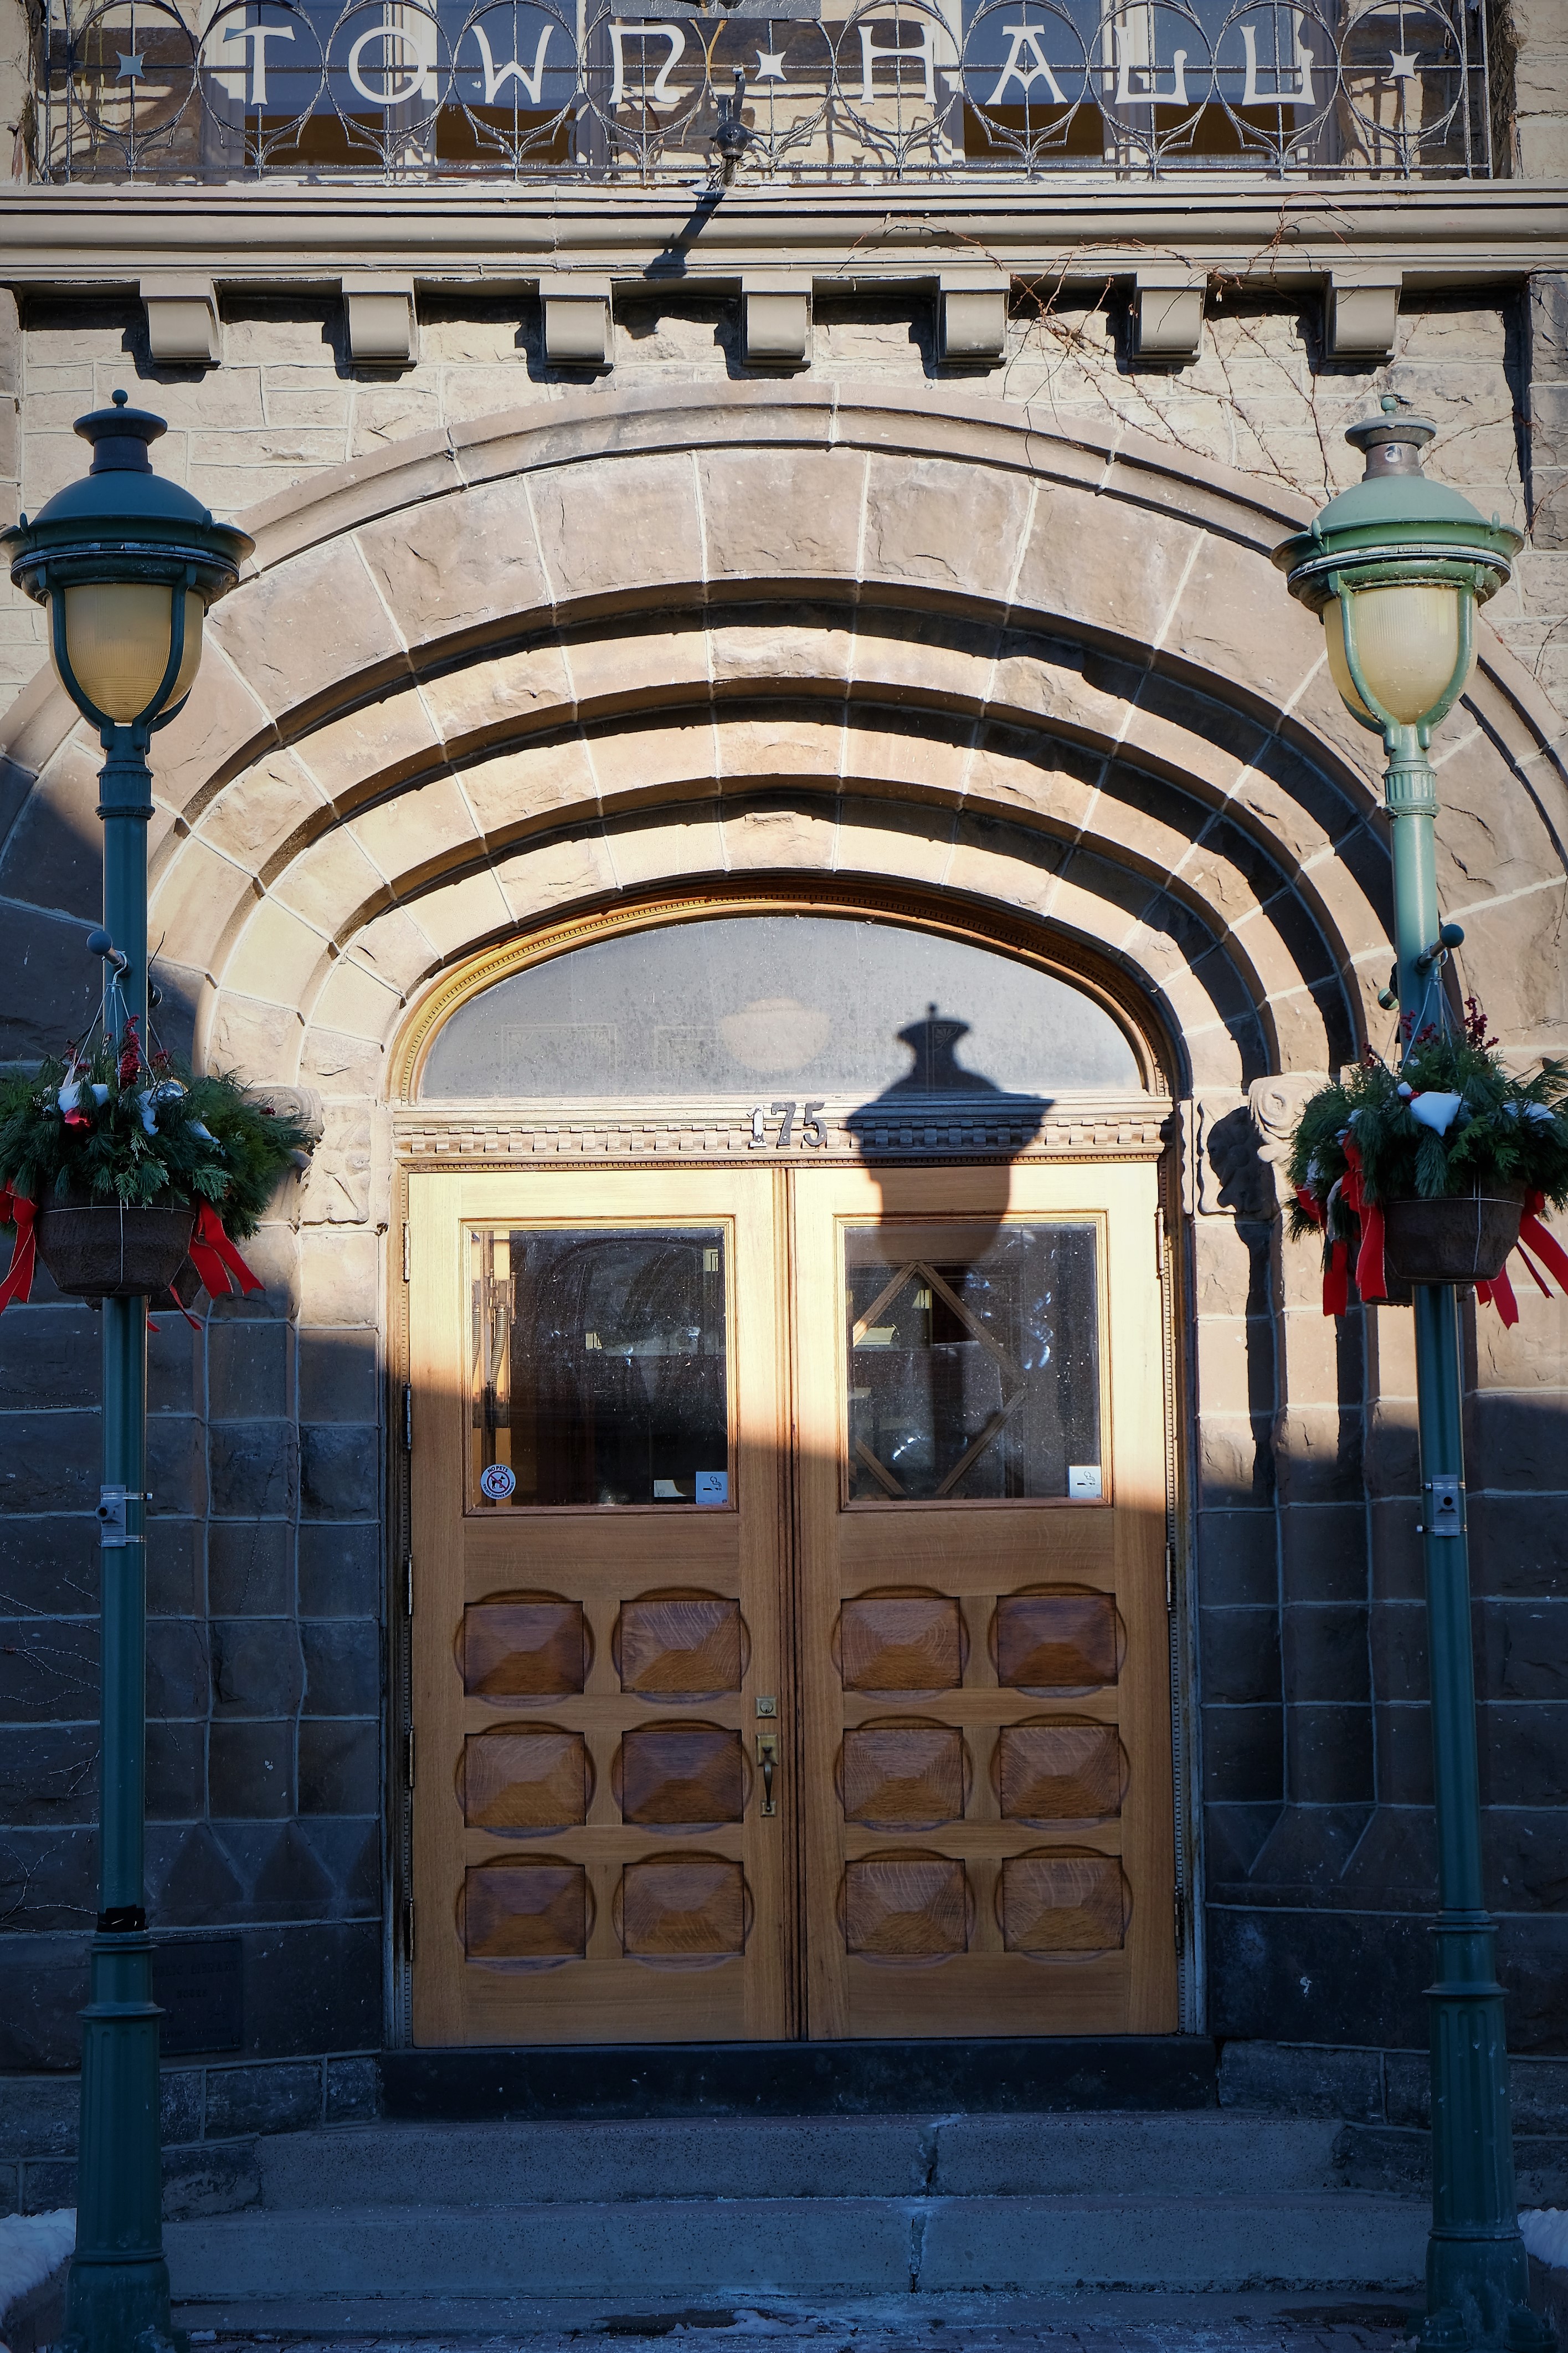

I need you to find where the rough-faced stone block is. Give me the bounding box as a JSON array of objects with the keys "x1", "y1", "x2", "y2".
[
  {"x1": 272, "y1": 827, "x2": 390, "y2": 942},
  {"x1": 300, "y1": 1424, "x2": 378, "y2": 1520},
  {"x1": 147, "y1": 1518, "x2": 202, "y2": 1619},
  {"x1": 1279, "y1": 1503, "x2": 1368, "y2": 1605},
  {"x1": 325, "y1": 2053, "x2": 381, "y2": 2125},
  {"x1": 239, "y1": 1920, "x2": 381, "y2": 2058},
  {"x1": 1219, "y1": 2040, "x2": 1385, "y2": 2119},
  {"x1": 148, "y1": 1619, "x2": 212, "y2": 1720},
  {"x1": 298, "y1": 1332, "x2": 378, "y2": 1424},
  {"x1": 211, "y1": 1619, "x2": 304, "y2": 1718},
  {"x1": 1015, "y1": 484, "x2": 1203, "y2": 650},
  {"x1": 1201, "y1": 1701, "x2": 1284, "y2": 1802},
  {"x1": 208, "y1": 1722, "x2": 297, "y2": 1822},
  {"x1": 208, "y1": 1521, "x2": 291, "y2": 1617},
  {"x1": 210, "y1": 539, "x2": 408, "y2": 730},
  {"x1": 204, "y1": 2059, "x2": 321, "y2": 2140},
  {"x1": 862, "y1": 453, "x2": 1030, "y2": 607},
  {"x1": 208, "y1": 1421, "x2": 298, "y2": 1519},
  {"x1": 300, "y1": 1620, "x2": 380, "y2": 1716},
  {"x1": 298, "y1": 1228, "x2": 379, "y2": 1329},
  {"x1": 147, "y1": 1718, "x2": 205, "y2": 1820},
  {"x1": 299, "y1": 1718, "x2": 379, "y2": 1814},
  {"x1": 529, "y1": 453, "x2": 704, "y2": 614},
  {"x1": 208, "y1": 1321, "x2": 290, "y2": 1423},
  {"x1": 357, "y1": 473, "x2": 549, "y2": 652},
  {"x1": 698, "y1": 447, "x2": 863, "y2": 587},
  {"x1": 1199, "y1": 1604, "x2": 1282, "y2": 1705},
  {"x1": 297, "y1": 1524, "x2": 381, "y2": 1619}
]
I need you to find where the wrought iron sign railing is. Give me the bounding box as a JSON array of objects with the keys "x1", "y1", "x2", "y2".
[{"x1": 33, "y1": 0, "x2": 1490, "y2": 181}]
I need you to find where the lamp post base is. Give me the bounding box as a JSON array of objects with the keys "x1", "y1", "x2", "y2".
[
  {"x1": 58, "y1": 2262, "x2": 186, "y2": 2353},
  {"x1": 59, "y1": 1929, "x2": 186, "y2": 2353},
  {"x1": 1418, "y1": 1910, "x2": 1558, "y2": 2353}
]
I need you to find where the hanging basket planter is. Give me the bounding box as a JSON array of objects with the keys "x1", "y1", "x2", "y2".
[
  {"x1": 1, "y1": 999, "x2": 313, "y2": 1319},
  {"x1": 1383, "y1": 1185, "x2": 1525, "y2": 1288},
  {"x1": 35, "y1": 1202, "x2": 195, "y2": 1299},
  {"x1": 1283, "y1": 1006, "x2": 1568, "y2": 1326}
]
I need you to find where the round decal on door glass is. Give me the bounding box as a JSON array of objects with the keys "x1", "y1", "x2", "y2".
[{"x1": 479, "y1": 1463, "x2": 517, "y2": 1502}]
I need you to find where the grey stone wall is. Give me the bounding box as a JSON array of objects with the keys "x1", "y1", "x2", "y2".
[
  {"x1": 1, "y1": 280, "x2": 1561, "y2": 716},
  {"x1": 1191, "y1": 1109, "x2": 1568, "y2": 2058},
  {"x1": 0, "y1": 1207, "x2": 384, "y2": 2069}
]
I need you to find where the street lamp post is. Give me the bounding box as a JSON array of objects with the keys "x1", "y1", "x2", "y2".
[
  {"x1": 1274, "y1": 399, "x2": 1548, "y2": 2353},
  {"x1": 2, "y1": 395, "x2": 251, "y2": 2353}
]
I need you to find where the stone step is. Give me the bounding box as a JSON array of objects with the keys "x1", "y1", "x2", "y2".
[
  {"x1": 254, "y1": 2112, "x2": 1348, "y2": 2211},
  {"x1": 166, "y1": 2190, "x2": 1428, "y2": 2302}
]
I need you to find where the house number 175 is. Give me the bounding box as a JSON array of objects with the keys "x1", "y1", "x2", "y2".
[{"x1": 749, "y1": 1099, "x2": 828, "y2": 1150}]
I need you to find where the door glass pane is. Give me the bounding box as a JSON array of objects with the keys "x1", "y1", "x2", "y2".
[
  {"x1": 844, "y1": 1222, "x2": 1101, "y2": 1502},
  {"x1": 469, "y1": 1227, "x2": 728, "y2": 1508}
]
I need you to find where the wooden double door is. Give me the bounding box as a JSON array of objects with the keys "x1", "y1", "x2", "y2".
[{"x1": 408, "y1": 1161, "x2": 1176, "y2": 2045}]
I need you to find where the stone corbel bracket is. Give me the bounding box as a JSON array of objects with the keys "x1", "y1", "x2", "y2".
[
  {"x1": 139, "y1": 275, "x2": 220, "y2": 366},
  {"x1": 1249, "y1": 1074, "x2": 1331, "y2": 1210},
  {"x1": 341, "y1": 274, "x2": 418, "y2": 367},
  {"x1": 1133, "y1": 270, "x2": 1207, "y2": 366},
  {"x1": 1325, "y1": 270, "x2": 1403, "y2": 361},
  {"x1": 938, "y1": 270, "x2": 1010, "y2": 365},
  {"x1": 742, "y1": 274, "x2": 812, "y2": 369},
  {"x1": 538, "y1": 274, "x2": 613, "y2": 368}
]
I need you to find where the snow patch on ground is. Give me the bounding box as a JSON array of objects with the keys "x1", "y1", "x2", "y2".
[
  {"x1": 1521, "y1": 2212, "x2": 1568, "y2": 2271},
  {"x1": 0, "y1": 2208, "x2": 74, "y2": 2331}
]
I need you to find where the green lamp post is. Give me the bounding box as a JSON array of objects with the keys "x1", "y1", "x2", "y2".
[
  {"x1": 1274, "y1": 398, "x2": 1546, "y2": 2353},
  {"x1": 2, "y1": 394, "x2": 251, "y2": 2353}
]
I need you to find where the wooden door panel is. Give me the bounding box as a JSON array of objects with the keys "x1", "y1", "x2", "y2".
[
  {"x1": 793, "y1": 1161, "x2": 1176, "y2": 2042},
  {"x1": 410, "y1": 1168, "x2": 790, "y2": 2046}
]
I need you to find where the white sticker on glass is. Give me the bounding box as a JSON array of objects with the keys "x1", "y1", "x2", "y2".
[
  {"x1": 479, "y1": 1462, "x2": 516, "y2": 1501},
  {"x1": 695, "y1": 1471, "x2": 729, "y2": 1505},
  {"x1": 1067, "y1": 1464, "x2": 1103, "y2": 1500}
]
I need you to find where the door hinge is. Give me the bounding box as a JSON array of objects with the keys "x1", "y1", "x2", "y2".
[
  {"x1": 404, "y1": 1899, "x2": 415, "y2": 1963},
  {"x1": 405, "y1": 1729, "x2": 416, "y2": 1789},
  {"x1": 1165, "y1": 1542, "x2": 1175, "y2": 1613},
  {"x1": 403, "y1": 1385, "x2": 413, "y2": 1450},
  {"x1": 1174, "y1": 1886, "x2": 1187, "y2": 1949},
  {"x1": 402, "y1": 1223, "x2": 411, "y2": 1284},
  {"x1": 404, "y1": 1554, "x2": 414, "y2": 1617}
]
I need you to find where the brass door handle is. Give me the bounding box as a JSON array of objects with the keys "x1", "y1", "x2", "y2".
[{"x1": 755, "y1": 1732, "x2": 778, "y2": 1816}]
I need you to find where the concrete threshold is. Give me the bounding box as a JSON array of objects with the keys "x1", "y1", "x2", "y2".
[{"x1": 171, "y1": 2287, "x2": 1425, "y2": 2343}]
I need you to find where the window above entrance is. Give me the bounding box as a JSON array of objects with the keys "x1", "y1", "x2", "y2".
[{"x1": 418, "y1": 914, "x2": 1144, "y2": 1103}]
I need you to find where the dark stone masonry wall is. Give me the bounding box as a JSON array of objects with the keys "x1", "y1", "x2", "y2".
[{"x1": 0, "y1": 1231, "x2": 385, "y2": 2072}]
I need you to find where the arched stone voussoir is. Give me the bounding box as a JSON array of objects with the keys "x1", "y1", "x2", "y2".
[{"x1": 188, "y1": 719, "x2": 1358, "y2": 1066}]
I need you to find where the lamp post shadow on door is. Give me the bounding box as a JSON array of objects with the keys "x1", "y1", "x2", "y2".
[{"x1": 846, "y1": 999, "x2": 1051, "y2": 1238}]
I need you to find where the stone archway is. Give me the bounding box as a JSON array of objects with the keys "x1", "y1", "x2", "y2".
[
  {"x1": 4, "y1": 382, "x2": 1563, "y2": 1101},
  {"x1": 3, "y1": 381, "x2": 1566, "y2": 2053}
]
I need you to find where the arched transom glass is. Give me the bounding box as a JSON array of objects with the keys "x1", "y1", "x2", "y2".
[{"x1": 419, "y1": 914, "x2": 1147, "y2": 1101}]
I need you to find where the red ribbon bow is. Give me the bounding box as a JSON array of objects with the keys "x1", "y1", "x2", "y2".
[
  {"x1": 0, "y1": 1188, "x2": 38, "y2": 1314},
  {"x1": 1341, "y1": 1140, "x2": 1389, "y2": 1306},
  {"x1": 188, "y1": 1202, "x2": 264, "y2": 1299},
  {"x1": 1478, "y1": 1191, "x2": 1568, "y2": 1329}
]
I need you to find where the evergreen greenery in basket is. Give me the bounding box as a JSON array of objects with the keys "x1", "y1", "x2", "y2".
[
  {"x1": 1286, "y1": 1001, "x2": 1568, "y2": 1318},
  {"x1": 0, "y1": 1021, "x2": 311, "y2": 1237},
  {"x1": 0, "y1": 1018, "x2": 313, "y2": 1311}
]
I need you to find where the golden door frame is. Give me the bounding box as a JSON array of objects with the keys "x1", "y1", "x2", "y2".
[{"x1": 385, "y1": 885, "x2": 1195, "y2": 2050}]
